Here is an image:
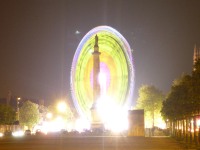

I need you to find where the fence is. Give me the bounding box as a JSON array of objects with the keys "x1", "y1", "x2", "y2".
[{"x1": 169, "y1": 115, "x2": 200, "y2": 148}]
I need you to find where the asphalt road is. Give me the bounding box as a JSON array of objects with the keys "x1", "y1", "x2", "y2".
[{"x1": 0, "y1": 135, "x2": 184, "y2": 150}]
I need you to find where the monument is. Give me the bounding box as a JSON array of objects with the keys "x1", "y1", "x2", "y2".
[{"x1": 90, "y1": 35, "x2": 104, "y2": 130}]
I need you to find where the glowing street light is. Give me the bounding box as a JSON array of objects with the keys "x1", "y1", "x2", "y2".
[
  {"x1": 46, "y1": 112, "x2": 52, "y2": 119},
  {"x1": 57, "y1": 101, "x2": 67, "y2": 113}
]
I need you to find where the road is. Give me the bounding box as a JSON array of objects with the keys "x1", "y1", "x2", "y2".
[{"x1": 0, "y1": 135, "x2": 184, "y2": 150}]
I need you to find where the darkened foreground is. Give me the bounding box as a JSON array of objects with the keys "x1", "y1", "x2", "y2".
[{"x1": 0, "y1": 135, "x2": 184, "y2": 150}]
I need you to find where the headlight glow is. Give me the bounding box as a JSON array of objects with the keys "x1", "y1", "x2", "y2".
[{"x1": 12, "y1": 131, "x2": 24, "y2": 137}]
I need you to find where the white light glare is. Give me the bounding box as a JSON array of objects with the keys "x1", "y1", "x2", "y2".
[
  {"x1": 57, "y1": 102, "x2": 67, "y2": 112},
  {"x1": 42, "y1": 116, "x2": 66, "y2": 133},
  {"x1": 197, "y1": 119, "x2": 200, "y2": 127},
  {"x1": 12, "y1": 130, "x2": 24, "y2": 137},
  {"x1": 0, "y1": 132, "x2": 3, "y2": 137},
  {"x1": 46, "y1": 112, "x2": 52, "y2": 119},
  {"x1": 96, "y1": 97, "x2": 129, "y2": 133},
  {"x1": 75, "y1": 118, "x2": 90, "y2": 132}
]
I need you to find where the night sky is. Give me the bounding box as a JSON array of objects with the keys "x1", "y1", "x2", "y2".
[{"x1": 0, "y1": 0, "x2": 200, "y2": 106}]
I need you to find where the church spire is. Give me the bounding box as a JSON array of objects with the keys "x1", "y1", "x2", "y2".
[
  {"x1": 193, "y1": 44, "x2": 198, "y2": 65},
  {"x1": 193, "y1": 44, "x2": 200, "y2": 71}
]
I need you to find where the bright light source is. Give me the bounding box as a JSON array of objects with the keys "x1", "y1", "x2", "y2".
[
  {"x1": 57, "y1": 101, "x2": 67, "y2": 112},
  {"x1": 75, "y1": 30, "x2": 80, "y2": 34},
  {"x1": 95, "y1": 96, "x2": 129, "y2": 133},
  {"x1": 46, "y1": 112, "x2": 52, "y2": 119},
  {"x1": 197, "y1": 119, "x2": 200, "y2": 127},
  {"x1": 75, "y1": 118, "x2": 90, "y2": 132},
  {"x1": 98, "y1": 72, "x2": 107, "y2": 96},
  {"x1": 157, "y1": 118, "x2": 166, "y2": 129},
  {"x1": 98, "y1": 72, "x2": 106, "y2": 84},
  {"x1": 0, "y1": 133, "x2": 3, "y2": 137},
  {"x1": 39, "y1": 116, "x2": 67, "y2": 134},
  {"x1": 12, "y1": 130, "x2": 24, "y2": 137}
]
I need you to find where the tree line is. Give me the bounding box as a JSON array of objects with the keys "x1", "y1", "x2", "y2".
[
  {"x1": 161, "y1": 60, "x2": 200, "y2": 147},
  {"x1": 0, "y1": 100, "x2": 40, "y2": 129},
  {"x1": 0, "y1": 100, "x2": 74, "y2": 130},
  {"x1": 136, "y1": 60, "x2": 200, "y2": 147}
]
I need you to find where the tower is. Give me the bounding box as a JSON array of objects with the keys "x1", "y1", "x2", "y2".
[
  {"x1": 193, "y1": 44, "x2": 200, "y2": 71},
  {"x1": 193, "y1": 44, "x2": 200, "y2": 70},
  {"x1": 90, "y1": 35, "x2": 103, "y2": 130}
]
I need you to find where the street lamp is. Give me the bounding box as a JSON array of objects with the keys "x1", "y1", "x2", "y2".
[
  {"x1": 57, "y1": 101, "x2": 67, "y2": 113},
  {"x1": 16, "y1": 97, "x2": 21, "y2": 121},
  {"x1": 46, "y1": 112, "x2": 52, "y2": 119}
]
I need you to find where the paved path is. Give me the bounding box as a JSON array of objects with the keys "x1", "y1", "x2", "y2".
[{"x1": 0, "y1": 136, "x2": 185, "y2": 150}]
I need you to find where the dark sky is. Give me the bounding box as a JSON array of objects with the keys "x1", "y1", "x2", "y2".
[{"x1": 0, "y1": 0, "x2": 200, "y2": 105}]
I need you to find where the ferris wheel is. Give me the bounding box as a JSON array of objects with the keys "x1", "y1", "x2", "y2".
[{"x1": 71, "y1": 26, "x2": 135, "y2": 119}]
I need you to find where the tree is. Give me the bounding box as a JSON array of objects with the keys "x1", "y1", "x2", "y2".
[
  {"x1": 0, "y1": 104, "x2": 15, "y2": 124},
  {"x1": 19, "y1": 100, "x2": 40, "y2": 129},
  {"x1": 136, "y1": 85, "x2": 165, "y2": 128},
  {"x1": 161, "y1": 74, "x2": 192, "y2": 120},
  {"x1": 161, "y1": 59, "x2": 200, "y2": 121},
  {"x1": 161, "y1": 60, "x2": 200, "y2": 142},
  {"x1": 191, "y1": 59, "x2": 200, "y2": 115}
]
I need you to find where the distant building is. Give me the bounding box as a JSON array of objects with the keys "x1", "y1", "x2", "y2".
[{"x1": 128, "y1": 109, "x2": 145, "y2": 136}]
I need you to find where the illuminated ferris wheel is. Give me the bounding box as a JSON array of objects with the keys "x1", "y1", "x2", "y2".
[{"x1": 71, "y1": 26, "x2": 134, "y2": 119}]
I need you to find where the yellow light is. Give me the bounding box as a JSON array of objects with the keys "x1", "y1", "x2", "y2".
[
  {"x1": 46, "y1": 112, "x2": 52, "y2": 119},
  {"x1": 57, "y1": 101, "x2": 67, "y2": 112},
  {"x1": 0, "y1": 133, "x2": 3, "y2": 137},
  {"x1": 156, "y1": 118, "x2": 166, "y2": 129}
]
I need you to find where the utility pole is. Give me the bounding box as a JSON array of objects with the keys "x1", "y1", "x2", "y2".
[{"x1": 16, "y1": 97, "x2": 21, "y2": 121}]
